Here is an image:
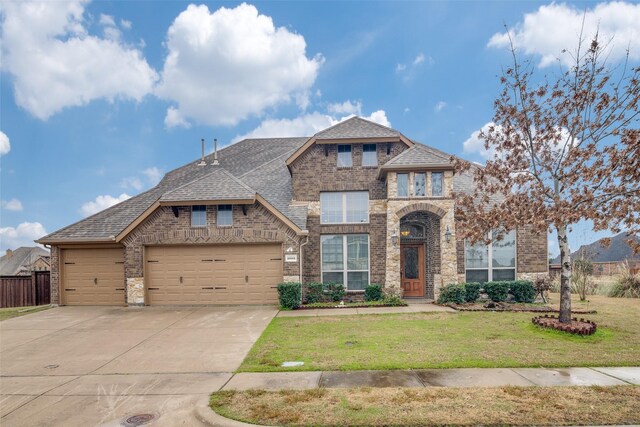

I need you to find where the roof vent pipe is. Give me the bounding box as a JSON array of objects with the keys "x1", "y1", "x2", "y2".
[
  {"x1": 198, "y1": 138, "x2": 206, "y2": 166},
  {"x1": 212, "y1": 138, "x2": 219, "y2": 165}
]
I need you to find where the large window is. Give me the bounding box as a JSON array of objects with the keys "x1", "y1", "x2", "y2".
[
  {"x1": 397, "y1": 173, "x2": 409, "y2": 197},
  {"x1": 191, "y1": 205, "x2": 206, "y2": 227},
  {"x1": 465, "y1": 230, "x2": 516, "y2": 283},
  {"x1": 217, "y1": 205, "x2": 233, "y2": 226},
  {"x1": 362, "y1": 144, "x2": 377, "y2": 167},
  {"x1": 321, "y1": 234, "x2": 369, "y2": 290},
  {"x1": 320, "y1": 192, "x2": 369, "y2": 224},
  {"x1": 431, "y1": 172, "x2": 443, "y2": 197},
  {"x1": 414, "y1": 173, "x2": 426, "y2": 197},
  {"x1": 337, "y1": 144, "x2": 352, "y2": 167}
]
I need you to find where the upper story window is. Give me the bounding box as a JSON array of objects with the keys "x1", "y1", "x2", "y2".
[
  {"x1": 191, "y1": 205, "x2": 206, "y2": 227},
  {"x1": 362, "y1": 144, "x2": 377, "y2": 167},
  {"x1": 431, "y1": 172, "x2": 443, "y2": 197},
  {"x1": 217, "y1": 205, "x2": 233, "y2": 226},
  {"x1": 414, "y1": 173, "x2": 426, "y2": 197},
  {"x1": 320, "y1": 191, "x2": 369, "y2": 224},
  {"x1": 397, "y1": 173, "x2": 409, "y2": 197},
  {"x1": 337, "y1": 145, "x2": 352, "y2": 167},
  {"x1": 465, "y1": 230, "x2": 516, "y2": 283}
]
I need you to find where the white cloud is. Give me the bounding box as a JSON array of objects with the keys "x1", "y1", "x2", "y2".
[
  {"x1": 142, "y1": 167, "x2": 162, "y2": 186},
  {"x1": 120, "y1": 19, "x2": 132, "y2": 30},
  {"x1": 434, "y1": 101, "x2": 447, "y2": 112},
  {"x1": 395, "y1": 52, "x2": 432, "y2": 82},
  {"x1": 395, "y1": 63, "x2": 407, "y2": 72},
  {"x1": 1, "y1": 198, "x2": 24, "y2": 211},
  {"x1": 327, "y1": 100, "x2": 362, "y2": 115},
  {"x1": 0, "y1": 0, "x2": 158, "y2": 120},
  {"x1": 156, "y1": 3, "x2": 323, "y2": 127},
  {"x1": 413, "y1": 53, "x2": 426, "y2": 65},
  {"x1": 0, "y1": 131, "x2": 10, "y2": 155},
  {"x1": 164, "y1": 106, "x2": 191, "y2": 129},
  {"x1": 120, "y1": 176, "x2": 143, "y2": 191},
  {"x1": 462, "y1": 122, "x2": 499, "y2": 160},
  {"x1": 0, "y1": 222, "x2": 47, "y2": 250},
  {"x1": 488, "y1": 2, "x2": 640, "y2": 67},
  {"x1": 235, "y1": 108, "x2": 391, "y2": 141},
  {"x1": 80, "y1": 193, "x2": 130, "y2": 217},
  {"x1": 99, "y1": 14, "x2": 116, "y2": 27}
]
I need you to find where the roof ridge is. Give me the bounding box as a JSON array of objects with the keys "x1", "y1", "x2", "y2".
[
  {"x1": 216, "y1": 167, "x2": 257, "y2": 193},
  {"x1": 314, "y1": 116, "x2": 401, "y2": 138},
  {"x1": 412, "y1": 141, "x2": 455, "y2": 160},
  {"x1": 237, "y1": 149, "x2": 296, "y2": 179}
]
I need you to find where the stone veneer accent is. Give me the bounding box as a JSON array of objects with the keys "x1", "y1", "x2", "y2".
[
  {"x1": 400, "y1": 211, "x2": 441, "y2": 299},
  {"x1": 49, "y1": 245, "x2": 60, "y2": 305},
  {"x1": 119, "y1": 202, "x2": 301, "y2": 304},
  {"x1": 126, "y1": 277, "x2": 144, "y2": 305}
]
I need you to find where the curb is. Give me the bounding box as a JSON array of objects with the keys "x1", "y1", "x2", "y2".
[{"x1": 194, "y1": 396, "x2": 265, "y2": 427}]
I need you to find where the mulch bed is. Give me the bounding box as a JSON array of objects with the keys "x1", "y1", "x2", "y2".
[
  {"x1": 532, "y1": 315, "x2": 597, "y2": 335},
  {"x1": 446, "y1": 301, "x2": 597, "y2": 314}
]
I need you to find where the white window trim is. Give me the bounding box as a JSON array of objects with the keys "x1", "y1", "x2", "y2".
[
  {"x1": 320, "y1": 234, "x2": 370, "y2": 291},
  {"x1": 191, "y1": 205, "x2": 206, "y2": 228},
  {"x1": 216, "y1": 205, "x2": 233, "y2": 227},
  {"x1": 465, "y1": 231, "x2": 517, "y2": 281},
  {"x1": 320, "y1": 191, "x2": 369, "y2": 224}
]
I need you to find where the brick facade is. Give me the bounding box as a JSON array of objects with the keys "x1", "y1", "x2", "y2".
[{"x1": 290, "y1": 142, "x2": 407, "y2": 201}]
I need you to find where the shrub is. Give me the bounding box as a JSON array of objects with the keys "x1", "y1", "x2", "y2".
[
  {"x1": 573, "y1": 259, "x2": 596, "y2": 301},
  {"x1": 277, "y1": 282, "x2": 301, "y2": 309},
  {"x1": 304, "y1": 282, "x2": 324, "y2": 303},
  {"x1": 437, "y1": 283, "x2": 466, "y2": 304},
  {"x1": 364, "y1": 284, "x2": 383, "y2": 301},
  {"x1": 382, "y1": 294, "x2": 405, "y2": 306},
  {"x1": 324, "y1": 282, "x2": 345, "y2": 302},
  {"x1": 534, "y1": 276, "x2": 552, "y2": 303},
  {"x1": 609, "y1": 261, "x2": 640, "y2": 298},
  {"x1": 464, "y1": 282, "x2": 481, "y2": 302},
  {"x1": 510, "y1": 280, "x2": 536, "y2": 303},
  {"x1": 484, "y1": 281, "x2": 510, "y2": 302}
]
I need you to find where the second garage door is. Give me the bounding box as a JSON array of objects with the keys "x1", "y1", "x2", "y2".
[
  {"x1": 61, "y1": 248, "x2": 125, "y2": 305},
  {"x1": 145, "y1": 244, "x2": 282, "y2": 305}
]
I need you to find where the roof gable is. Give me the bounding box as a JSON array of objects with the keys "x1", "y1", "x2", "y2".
[
  {"x1": 315, "y1": 116, "x2": 402, "y2": 139},
  {"x1": 160, "y1": 168, "x2": 256, "y2": 204}
]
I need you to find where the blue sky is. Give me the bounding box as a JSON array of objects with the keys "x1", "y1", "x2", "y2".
[{"x1": 1, "y1": 1, "x2": 639, "y2": 256}]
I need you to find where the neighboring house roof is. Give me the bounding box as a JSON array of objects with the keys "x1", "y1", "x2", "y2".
[
  {"x1": 0, "y1": 247, "x2": 50, "y2": 276},
  {"x1": 160, "y1": 167, "x2": 256, "y2": 204}
]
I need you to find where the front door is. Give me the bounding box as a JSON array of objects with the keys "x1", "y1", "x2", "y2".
[{"x1": 400, "y1": 244, "x2": 425, "y2": 297}]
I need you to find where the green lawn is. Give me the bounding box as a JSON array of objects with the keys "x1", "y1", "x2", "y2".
[
  {"x1": 211, "y1": 386, "x2": 640, "y2": 426},
  {"x1": 239, "y1": 295, "x2": 640, "y2": 372},
  {"x1": 0, "y1": 305, "x2": 50, "y2": 321}
]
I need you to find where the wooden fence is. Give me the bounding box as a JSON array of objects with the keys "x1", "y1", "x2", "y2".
[{"x1": 0, "y1": 271, "x2": 50, "y2": 308}]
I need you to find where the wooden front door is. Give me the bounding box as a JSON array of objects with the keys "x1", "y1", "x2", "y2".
[{"x1": 401, "y1": 244, "x2": 425, "y2": 297}]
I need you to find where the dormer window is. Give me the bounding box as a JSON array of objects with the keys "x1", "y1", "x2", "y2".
[
  {"x1": 337, "y1": 145, "x2": 352, "y2": 167},
  {"x1": 362, "y1": 144, "x2": 377, "y2": 167},
  {"x1": 431, "y1": 172, "x2": 443, "y2": 197}
]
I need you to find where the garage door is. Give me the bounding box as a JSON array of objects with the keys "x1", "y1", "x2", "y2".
[
  {"x1": 61, "y1": 248, "x2": 125, "y2": 305},
  {"x1": 145, "y1": 244, "x2": 282, "y2": 305}
]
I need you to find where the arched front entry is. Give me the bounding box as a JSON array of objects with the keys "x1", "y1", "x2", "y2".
[{"x1": 399, "y1": 211, "x2": 441, "y2": 299}]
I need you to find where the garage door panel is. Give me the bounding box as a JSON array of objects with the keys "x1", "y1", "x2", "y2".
[
  {"x1": 146, "y1": 244, "x2": 282, "y2": 305},
  {"x1": 62, "y1": 248, "x2": 125, "y2": 305}
]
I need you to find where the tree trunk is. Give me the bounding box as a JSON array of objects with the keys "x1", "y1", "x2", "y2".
[{"x1": 557, "y1": 224, "x2": 572, "y2": 323}]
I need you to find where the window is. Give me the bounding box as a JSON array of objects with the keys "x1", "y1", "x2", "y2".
[
  {"x1": 191, "y1": 205, "x2": 206, "y2": 227},
  {"x1": 431, "y1": 172, "x2": 443, "y2": 197},
  {"x1": 362, "y1": 144, "x2": 377, "y2": 167},
  {"x1": 414, "y1": 173, "x2": 426, "y2": 196},
  {"x1": 321, "y1": 234, "x2": 369, "y2": 290},
  {"x1": 337, "y1": 145, "x2": 352, "y2": 167},
  {"x1": 320, "y1": 192, "x2": 369, "y2": 224},
  {"x1": 397, "y1": 173, "x2": 408, "y2": 197},
  {"x1": 217, "y1": 205, "x2": 233, "y2": 226},
  {"x1": 465, "y1": 230, "x2": 516, "y2": 283},
  {"x1": 400, "y1": 222, "x2": 424, "y2": 238}
]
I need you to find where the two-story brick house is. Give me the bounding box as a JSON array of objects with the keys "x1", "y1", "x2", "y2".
[{"x1": 38, "y1": 117, "x2": 548, "y2": 306}]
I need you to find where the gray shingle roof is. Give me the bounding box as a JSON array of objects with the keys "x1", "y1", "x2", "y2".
[
  {"x1": 0, "y1": 247, "x2": 50, "y2": 276},
  {"x1": 160, "y1": 168, "x2": 256, "y2": 203},
  {"x1": 383, "y1": 143, "x2": 454, "y2": 167},
  {"x1": 314, "y1": 116, "x2": 401, "y2": 139}
]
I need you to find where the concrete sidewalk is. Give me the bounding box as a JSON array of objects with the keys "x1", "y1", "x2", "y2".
[
  {"x1": 276, "y1": 303, "x2": 456, "y2": 317},
  {"x1": 222, "y1": 367, "x2": 640, "y2": 390}
]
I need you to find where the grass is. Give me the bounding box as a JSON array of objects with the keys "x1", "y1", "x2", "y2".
[
  {"x1": 239, "y1": 294, "x2": 640, "y2": 372},
  {"x1": 210, "y1": 385, "x2": 640, "y2": 426},
  {"x1": 0, "y1": 305, "x2": 50, "y2": 321}
]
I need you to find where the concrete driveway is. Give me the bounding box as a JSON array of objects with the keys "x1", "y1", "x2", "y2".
[{"x1": 0, "y1": 305, "x2": 277, "y2": 426}]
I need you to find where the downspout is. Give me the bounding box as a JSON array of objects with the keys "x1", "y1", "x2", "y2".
[{"x1": 299, "y1": 236, "x2": 309, "y2": 283}]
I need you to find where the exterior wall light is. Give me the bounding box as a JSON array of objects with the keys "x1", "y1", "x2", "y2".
[
  {"x1": 391, "y1": 231, "x2": 399, "y2": 247},
  {"x1": 445, "y1": 226, "x2": 452, "y2": 243}
]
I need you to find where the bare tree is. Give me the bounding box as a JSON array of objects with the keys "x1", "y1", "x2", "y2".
[{"x1": 455, "y1": 28, "x2": 640, "y2": 323}]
